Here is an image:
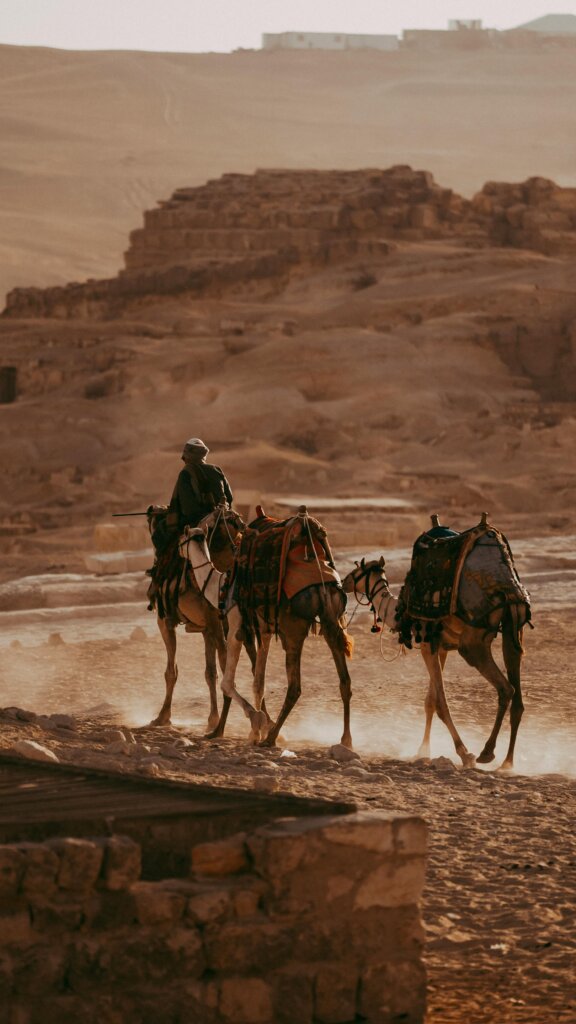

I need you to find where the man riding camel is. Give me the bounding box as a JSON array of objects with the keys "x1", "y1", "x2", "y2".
[
  {"x1": 166, "y1": 437, "x2": 233, "y2": 531},
  {"x1": 147, "y1": 438, "x2": 234, "y2": 611}
]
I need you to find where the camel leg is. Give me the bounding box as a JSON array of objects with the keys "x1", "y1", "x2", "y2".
[
  {"x1": 206, "y1": 608, "x2": 260, "y2": 739},
  {"x1": 500, "y1": 627, "x2": 524, "y2": 770},
  {"x1": 417, "y1": 648, "x2": 448, "y2": 759},
  {"x1": 150, "y1": 617, "x2": 178, "y2": 726},
  {"x1": 250, "y1": 633, "x2": 273, "y2": 743},
  {"x1": 322, "y1": 617, "x2": 353, "y2": 749},
  {"x1": 202, "y1": 628, "x2": 221, "y2": 733},
  {"x1": 458, "y1": 635, "x2": 515, "y2": 765},
  {"x1": 420, "y1": 643, "x2": 475, "y2": 767},
  {"x1": 260, "y1": 623, "x2": 307, "y2": 748}
]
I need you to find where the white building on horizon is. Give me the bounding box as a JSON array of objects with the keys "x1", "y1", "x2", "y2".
[{"x1": 261, "y1": 31, "x2": 399, "y2": 52}]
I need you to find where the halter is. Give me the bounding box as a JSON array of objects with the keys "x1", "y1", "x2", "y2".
[
  {"x1": 204, "y1": 506, "x2": 243, "y2": 553},
  {"x1": 350, "y1": 562, "x2": 391, "y2": 633}
]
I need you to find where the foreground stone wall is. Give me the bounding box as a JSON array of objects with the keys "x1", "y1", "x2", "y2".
[{"x1": 0, "y1": 810, "x2": 427, "y2": 1024}]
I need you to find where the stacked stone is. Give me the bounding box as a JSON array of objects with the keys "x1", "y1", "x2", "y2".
[
  {"x1": 0, "y1": 810, "x2": 427, "y2": 1024},
  {"x1": 471, "y1": 176, "x2": 576, "y2": 255}
]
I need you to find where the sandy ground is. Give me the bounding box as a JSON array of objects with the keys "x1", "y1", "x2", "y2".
[{"x1": 1, "y1": 535, "x2": 575, "y2": 1024}]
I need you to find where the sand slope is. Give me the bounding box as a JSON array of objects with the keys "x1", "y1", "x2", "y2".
[{"x1": 2, "y1": 43, "x2": 576, "y2": 302}]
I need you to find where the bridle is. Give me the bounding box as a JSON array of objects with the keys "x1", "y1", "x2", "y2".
[
  {"x1": 204, "y1": 506, "x2": 244, "y2": 553},
  {"x1": 349, "y1": 561, "x2": 393, "y2": 634}
]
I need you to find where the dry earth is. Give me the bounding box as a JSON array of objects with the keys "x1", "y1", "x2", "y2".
[
  {"x1": 1, "y1": 535, "x2": 575, "y2": 1024},
  {"x1": 2, "y1": 44, "x2": 576, "y2": 303}
]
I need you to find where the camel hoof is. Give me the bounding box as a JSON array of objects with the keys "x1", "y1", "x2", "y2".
[
  {"x1": 149, "y1": 717, "x2": 170, "y2": 727},
  {"x1": 476, "y1": 749, "x2": 495, "y2": 764},
  {"x1": 204, "y1": 728, "x2": 223, "y2": 740},
  {"x1": 497, "y1": 760, "x2": 514, "y2": 774},
  {"x1": 340, "y1": 735, "x2": 353, "y2": 750},
  {"x1": 258, "y1": 735, "x2": 277, "y2": 749},
  {"x1": 461, "y1": 752, "x2": 477, "y2": 769}
]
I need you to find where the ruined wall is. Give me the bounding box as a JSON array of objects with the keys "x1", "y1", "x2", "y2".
[
  {"x1": 0, "y1": 810, "x2": 427, "y2": 1024},
  {"x1": 5, "y1": 166, "x2": 575, "y2": 321},
  {"x1": 1, "y1": 166, "x2": 467, "y2": 320}
]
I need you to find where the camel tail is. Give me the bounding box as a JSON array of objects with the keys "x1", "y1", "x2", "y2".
[{"x1": 338, "y1": 619, "x2": 354, "y2": 659}]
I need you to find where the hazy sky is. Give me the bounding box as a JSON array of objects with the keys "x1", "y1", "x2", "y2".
[{"x1": 1, "y1": 1, "x2": 573, "y2": 53}]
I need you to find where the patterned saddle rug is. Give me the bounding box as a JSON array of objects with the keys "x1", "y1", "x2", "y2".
[
  {"x1": 395, "y1": 519, "x2": 530, "y2": 646},
  {"x1": 234, "y1": 511, "x2": 340, "y2": 633}
]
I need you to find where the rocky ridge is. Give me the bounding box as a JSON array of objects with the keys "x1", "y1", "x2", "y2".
[{"x1": 4, "y1": 167, "x2": 576, "y2": 320}]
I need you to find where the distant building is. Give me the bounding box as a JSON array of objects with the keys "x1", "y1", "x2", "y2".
[
  {"x1": 402, "y1": 19, "x2": 495, "y2": 50},
  {"x1": 448, "y1": 19, "x2": 483, "y2": 31},
  {"x1": 261, "y1": 31, "x2": 398, "y2": 52}
]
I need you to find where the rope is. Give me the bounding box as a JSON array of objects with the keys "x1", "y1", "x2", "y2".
[{"x1": 304, "y1": 514, "x2": 328, "y2": 603}]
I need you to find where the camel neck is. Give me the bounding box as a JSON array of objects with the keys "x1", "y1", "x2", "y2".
[{"x1": 181, "y1": 534, "x2": 222, "y2": 609}]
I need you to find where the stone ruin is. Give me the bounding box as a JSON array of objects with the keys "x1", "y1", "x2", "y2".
[
  {"x1": 0, "y1": 809, "x2": 427, "y2": 1023},
  {"x1": 4, "y1": 166, "x2": 576, "y2": 320}
]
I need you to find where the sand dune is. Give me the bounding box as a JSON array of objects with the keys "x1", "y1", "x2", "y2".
[{"x1": 2, "y1": 43, "x2": 576, "y2": 302}]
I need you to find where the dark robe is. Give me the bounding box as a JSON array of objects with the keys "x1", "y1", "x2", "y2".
[{"x1": 169, "y1": 461, "x2": 233, "y2": 529}]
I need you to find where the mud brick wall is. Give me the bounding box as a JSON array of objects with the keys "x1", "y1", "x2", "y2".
[{"x1": 0, "y1": 809, "x2": 427, "y2": 1024}]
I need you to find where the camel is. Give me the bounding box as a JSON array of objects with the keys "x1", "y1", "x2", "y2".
[
  {"x1": 341, "y1": 518, "x2": 531, "y2": 770},
  {"x1": 200, "y1": 510, "x2": 355, "y2": 748},
  {"x1": 146, "y1": 504, "x2": 251, "y2": 730},
  {"x1": 208, "y1": 584, "x2": 354, "y2": 748}
]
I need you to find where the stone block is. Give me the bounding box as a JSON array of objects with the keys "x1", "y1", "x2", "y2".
[
  {"x1": 131, "y1": 882, "x2": 186, "y2": 926},
  {"x1": 0, "y1": 847, "x2": 24, "y2": 898},
  {"x1": 314, "y1": 963, "x2": 359, "y2": 1023},
  {"x1": 359, "y1": 960, "x2": 426, "y2": 1023},
  {"x1": 270, "y1": 967, "x2": 314, "y2": 1024},
  {"x1": 191, "y1": 833, "x2": 249, "y2": 876},
  {"x1": 186, "y1": 886, "x2": 234, "y2": 925},
  {"x1": 354, "y1": 856, "x2": 427, "y2": 910},
  {"x1": 47, "y1": 838, "x2": 103, "y2": 894},
  {"x1": 12, "y1": 947, "x2": 68, "y2": 996},
  {"x1": 393, "y1": 817, "x2": 428, "y2": 857},
  {"x1": 0, "y1": 911, "x2": 32, "y2": 947},
  {"x1": 98, "y1": 836, "x2": 141, "y2": 890},
  {"x1": 219, "y1": 976, "x2": 274, "y2": 1024},
  {"x1": 17, "y1": 843, "x2": 60, "y2": 903},
  {"x1": 233, "y1": 885, "x2": 263, "y2": 918},
  {"x1": 203, "y1": 921, "x2": 294, "y2": 974}
]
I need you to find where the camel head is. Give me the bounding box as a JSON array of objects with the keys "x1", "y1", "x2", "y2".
[{"x1": 341, "y1": 556, "x2": 387, "y2": 595}]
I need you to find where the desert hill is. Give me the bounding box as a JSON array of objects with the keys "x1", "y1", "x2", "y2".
[
  {"x1": 2, "y1": 43, "x2": 576, "y2": 304},
  {"x1": 1, "y1": 166, "x2": 575, "y2": 581}
]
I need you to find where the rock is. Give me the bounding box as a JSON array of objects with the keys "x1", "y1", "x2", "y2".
[
  {"x1": 104, "y1": 740, "x2": 134, "y2": 756},
  {"x1": 98, "y1": 835, "x2": 141, "y2": 890},
  {"x1": 130, "y1": 626, "x2": 147, "y2": 640},
  {"x1": 191, "y1": 834, "x2": 249, "y2": 877},
  {"x1": 47, "y1": 632, "x2": 65, "y2": 646},
  {"x1": 429, "y1": 756, "x2": 457, "y2": 770},
  {"x1": 47, "y1": 837, "x2": 103, "y2": 892},
  {"x1": 11, "y1": 740, "x2": 59, "y2": 763},
  {"x1": 1, "y1": 707, "x2": 36, "y2": 722},
  {"x1": 48, "y1": 713, "x2": 77, "y2": 731},
  {"x1": 342, "y1": 765, "x2": 372, "y2": 778},
  {"x1": 173, "y1": 736, "x2": 195, "y2": 749},
  {"x1": 329, "y1": 743, "x2": 362, "y2": 764},
  {"x1": 121, "y1": 727, "x2": 136, "y2": 743}
]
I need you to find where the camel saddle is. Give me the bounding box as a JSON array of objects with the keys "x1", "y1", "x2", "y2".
[
  {"x1": 396, "y1": 518, "x2": 530, "y2": 632},
  {"x1": 233, "y1": 509, "x2": 340, "y2": 633}
]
